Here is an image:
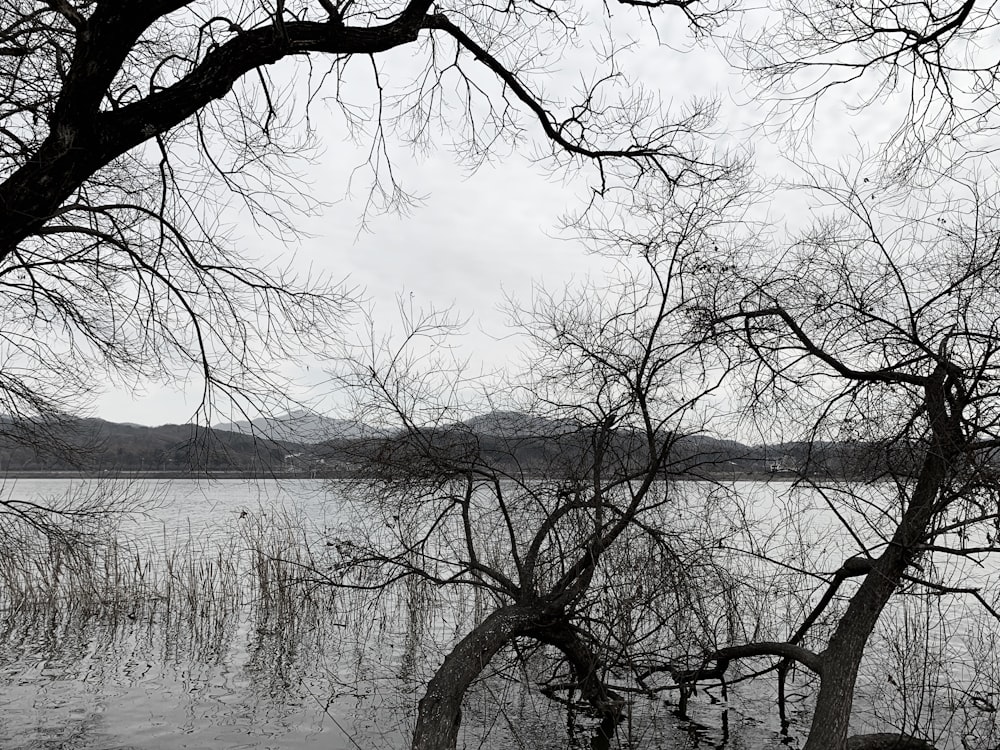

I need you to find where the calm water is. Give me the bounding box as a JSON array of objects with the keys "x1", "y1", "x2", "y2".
[
  {"x1": 0, "y1": 479, "x2": 992, "y2": 749},
  {"x1": 0, "y1": 479, "x2": 388, "y2": 750}
]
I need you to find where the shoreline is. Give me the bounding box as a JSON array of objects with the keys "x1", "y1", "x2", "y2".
[{"x1": 0, "y1": 469, "x2": 870, "y2": 482}]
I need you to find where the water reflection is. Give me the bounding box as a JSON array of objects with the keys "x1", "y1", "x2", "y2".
[
  {"x1": 0, "y1": 600, "x2": 351, "y2": 750},
  {"x1": 0, "y1": 480, "x2": 815, "y2": 749},
  {"x1": 0, "y1": 591, "x2": 801, "y2": 750}
]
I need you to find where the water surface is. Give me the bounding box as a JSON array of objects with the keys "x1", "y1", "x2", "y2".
[{"x1": 0, "y1": 478, "x2": 990, "y2": 749}]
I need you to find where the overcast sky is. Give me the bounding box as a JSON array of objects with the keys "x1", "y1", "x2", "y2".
[{"x1": 89, "y1": 8, "x2": 880, "y2": 427}]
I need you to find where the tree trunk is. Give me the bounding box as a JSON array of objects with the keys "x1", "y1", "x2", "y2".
[
  {"x1": 410, "y1": 603, "x2": 623, "y2": 750},
  {"x1": 801, "y1": 367, "x2": 960, "y2": 750},
  {"x1": 531, "y1": 622, "x2": 624, "y2": 721},
  {"x1": 802, "y1": 502, "x2": 938, "y2": 750},
  {"x1": 411, "y1": 603, "x2": 544, "y2": 750}
]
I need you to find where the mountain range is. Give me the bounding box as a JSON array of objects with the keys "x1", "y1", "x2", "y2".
[
  {"x1": 212, "y1": 410, "x2": 376, "y2": 443},
  {"x1": 0, "y1": 411, "x2": 907, "y2": 479}
]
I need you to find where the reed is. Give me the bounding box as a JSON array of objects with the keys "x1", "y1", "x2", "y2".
[{"x1": 0, "y1": 490, "x2": 330, "y2": 626}]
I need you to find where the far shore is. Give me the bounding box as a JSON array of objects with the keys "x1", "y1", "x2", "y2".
[{"x1": 0, "y1": 469, "x2": 866, "y2": 483}]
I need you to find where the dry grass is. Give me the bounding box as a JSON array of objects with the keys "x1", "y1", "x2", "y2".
[{"x1": 0, "y1": 488, "x2": 343, "y2": 630}]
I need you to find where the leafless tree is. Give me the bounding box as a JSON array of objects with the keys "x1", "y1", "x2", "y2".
[
  {"x1": 317, "y1": 178, "x2": 746, "y2": 749},
  {"x1": 670, "y1": 168, "x2": 1000, "y2": 750},
  {"x1": 743, "y1": 0, "x2": 1000, "y2": 176},
  {"x1": 0, "y1": 0, "x2": 743, "y2": 437},
  {"x1": 0, "y1": 0, "x2": 750, "y2": 719}
]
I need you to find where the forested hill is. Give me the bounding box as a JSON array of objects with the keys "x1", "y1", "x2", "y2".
[
  {"x1": 0, "y1": 412, "x2": 923, "y2": 479},
  {"x1": 0, "y1": 418, "x2": 301, "y2": 474}
]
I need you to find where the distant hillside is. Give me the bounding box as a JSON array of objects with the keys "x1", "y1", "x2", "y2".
[
  {"x1": 213, "y1": 410, "x2": 373, "y2": 443},
  {"x1": 0, "y1": 417, "x2": 298, "y2": 474},
  {"x1": 0, "y1": 410, "x2": 925, "y2": 479},
  {"x1": 461, "y1": 411, "x2": 576, "y2": 437},
  {"x1": 314, "y1": 413, "x2": 924, "y2": 481}
]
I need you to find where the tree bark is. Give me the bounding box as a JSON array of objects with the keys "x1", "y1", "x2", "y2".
[
  {"x1": 802, "y1": 366, "x2": 961, "y2": 750},
  {"x1": 411, "y1": 602, "x2": 626, "y2": 750},
  {"x1": 531, "y1": 622, "x2": 624, "y2": 721},
  {"x1": 411, "y1": 603, "x2": 544, "y2": 750}
]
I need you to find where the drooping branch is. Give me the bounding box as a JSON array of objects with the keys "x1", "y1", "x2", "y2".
[
  {"x1": 0, "y1": 9, "x2": 435, "y2": 259},
  {"x1": 788, "y1": 555, "x2": 874, "y2": 647},
  {"x1": 1, "y1": 0, "x2": 727, "y2": 263},
  {"x1": 423, "y1": 13, "x2": 718, "y2": 180},
  {"x1": 669, "y1": 640, "x2": 824, "y2": 684},
  {"x1": 712, "y1": 306, "x2": 928, "y2": 387}
]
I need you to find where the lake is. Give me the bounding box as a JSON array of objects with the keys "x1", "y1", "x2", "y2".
[{"x1": 0, "y1": 478, "x2": 992, "y2": 749}]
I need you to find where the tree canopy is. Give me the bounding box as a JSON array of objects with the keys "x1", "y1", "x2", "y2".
[
  {"x1": 0, "y1": 0, "x2": 742, "y2": 429},
  {"x1": 9, "y1": 0, "x2": 1000, "y2": 749}
]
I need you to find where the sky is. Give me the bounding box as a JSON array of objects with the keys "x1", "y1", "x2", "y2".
[
  {"x1": 87, "y1": 3, "x2": 882, "y2": 428},
  {"x1": 93, "y1": 144, "x2": 617, "y2": 425}
]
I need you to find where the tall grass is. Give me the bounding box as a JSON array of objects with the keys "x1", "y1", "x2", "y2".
[{"x1": 0, "y1": 483, "x2": 342, "y2": 633}]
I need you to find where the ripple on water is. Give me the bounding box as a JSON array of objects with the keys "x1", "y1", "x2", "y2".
[{"x1": 0, "y1": 479, "x2": 817, "y2": 750}]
